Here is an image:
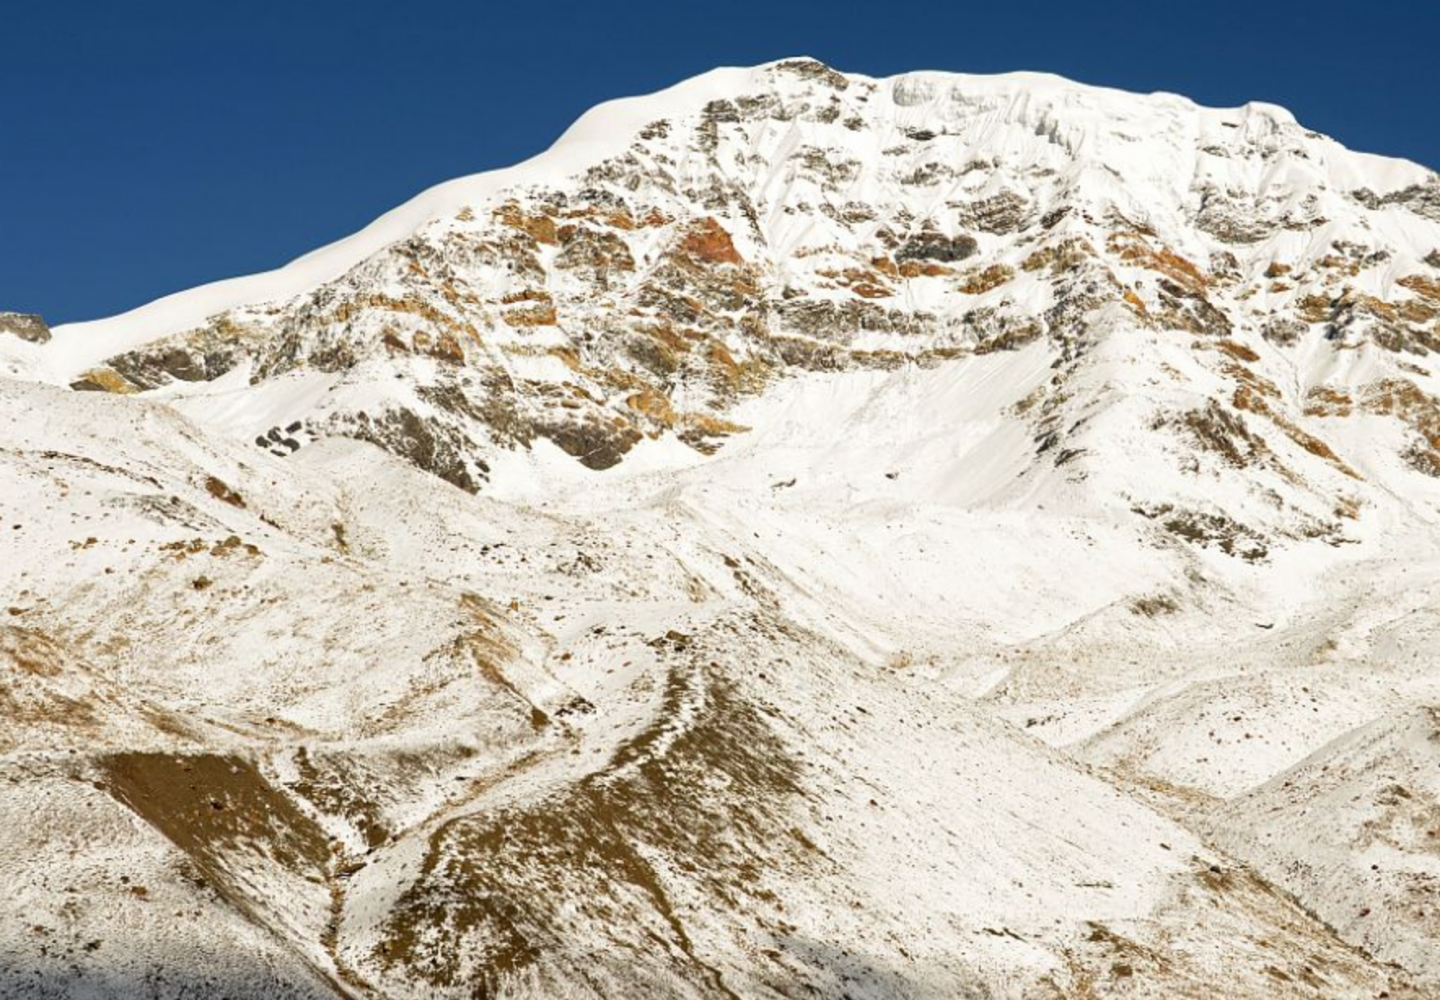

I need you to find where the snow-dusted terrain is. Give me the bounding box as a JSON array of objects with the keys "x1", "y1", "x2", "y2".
[{"x1": 4, "y1": 57, "x2": 1440, "y2": 998}]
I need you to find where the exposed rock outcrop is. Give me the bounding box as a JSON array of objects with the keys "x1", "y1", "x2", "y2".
[{"x1": 0, "y1": 311, "x2": 50, "y2": 343}]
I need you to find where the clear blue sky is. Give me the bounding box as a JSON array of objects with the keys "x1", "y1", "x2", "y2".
[{"x1": 3, "y1": 0, "x2": 1436, "y2": 325}]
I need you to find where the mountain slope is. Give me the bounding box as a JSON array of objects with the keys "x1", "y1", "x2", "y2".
[{"x1": 4, "y1": 58, "x2": 1440, "y2": 999}]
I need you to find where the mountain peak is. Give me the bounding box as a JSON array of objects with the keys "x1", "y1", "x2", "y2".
[
  {"x1": 46, "y1": 59, "x2": 1429, "y2": 362},
  {"x1": 29, "y1": 58, "x2": 1440, "y2": 503}
]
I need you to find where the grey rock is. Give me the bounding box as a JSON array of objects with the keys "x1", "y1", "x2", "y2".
[
  {"x1": 1262, "y1": 318, "x2": 1308, "y2": 347},
  {"x1": 1351, "y1": 181, "x2": 1440, "y2": 223},
  {"x1": 0, "y1": 311, "x2": 50, "y2": 344},
  {"x1": 894, "y1": 232, "x2": 978, "y2": 263}
]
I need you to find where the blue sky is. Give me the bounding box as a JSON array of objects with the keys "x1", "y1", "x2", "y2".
[{"x1": 3, "y1": 0, "x2": 1436, "y2": 324}]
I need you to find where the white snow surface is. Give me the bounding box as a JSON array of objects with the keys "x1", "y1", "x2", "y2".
[{"x1": 4, "y1": 58, "x2": 1440, "y2": 1000}]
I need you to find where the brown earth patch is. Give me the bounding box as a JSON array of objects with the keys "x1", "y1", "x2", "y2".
[
  {"x1": 204, "y1": 476, "x2": 246, "y2": 509},
  {"x1": 373, "y1": 652, "x2": 811, "y2": 997}
]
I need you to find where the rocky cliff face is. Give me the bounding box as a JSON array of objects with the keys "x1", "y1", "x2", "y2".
[
  {"x1": 5, "y1": 60, "x2": 1440, "y2": 1000},
  {"x1": 49, "y1": 60, "x2": 1440, "y2": 559}
]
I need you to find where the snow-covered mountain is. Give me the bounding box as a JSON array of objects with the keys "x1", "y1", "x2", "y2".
[{"x1": 4, "y1": 58, "x2": 1440, "y2": 999}]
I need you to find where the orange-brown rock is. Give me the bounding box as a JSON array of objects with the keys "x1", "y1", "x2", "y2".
[
  {"x1": 1216, "y1": 340, "x2": 1261, "y2": 363},
  {"x1": 1362, "y1": 378, "x2": 1440, "y2": 475},
  {"x1": 626, "y1": 388, "x2": 677, "y2": 427},
  {"x1": 1398, "y1": 274, "x2": 1440, "y2": 303},
  {"x1": 503, "y1": 305, "x2": 558, "y2": 327},
  {"x1": 494, "y1": 202, "x2": 558, "y2": 245},
  {"x1": 679, "y1": 218, "x2": 744, "y2": 266},
  {"x1": 850, "y1": 281, "x2": 892, "y2": 299},
  {"x1": 1304, "y1": 387, "x2": 1354, "y2": 418},
  {"x1": 1108, "y1": 232, "x2": 1208, "y2": 295},
  {"x1": 69, "y1": 368, "x2": 138, "y2": 394},
  {"x1": 958, "y1": 264, "x2": 1014, "y2": 295},
  {"x1": 897, "y1": 261, "x2": 953, "y2": 278}
]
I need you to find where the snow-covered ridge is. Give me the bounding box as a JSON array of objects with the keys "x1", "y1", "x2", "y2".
[
  {"x1": 41, "y1": 58, "x2": 1434, "y2": 378},
  {"x1": 40, "y1": 65, "x2": 754, "y2": 368}
]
